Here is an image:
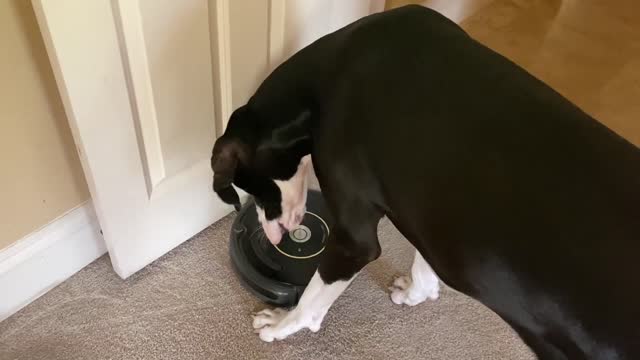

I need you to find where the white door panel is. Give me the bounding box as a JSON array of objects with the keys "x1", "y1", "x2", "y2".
[{"x1": 136, "y1": 0, "x2": 216, "y2": 179}]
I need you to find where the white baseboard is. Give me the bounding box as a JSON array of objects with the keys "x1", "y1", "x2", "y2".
[{"x1": 0, "y1": 202, "x2": 106, "y2": 321}]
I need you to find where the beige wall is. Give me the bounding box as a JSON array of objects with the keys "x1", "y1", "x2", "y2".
[{"x1": 0, "y1": 1, "x2": 90, "y2": 250}]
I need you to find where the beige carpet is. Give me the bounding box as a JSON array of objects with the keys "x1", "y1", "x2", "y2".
[{"x1": 0, "y1": 211, "x2": 534, "y2": 360}]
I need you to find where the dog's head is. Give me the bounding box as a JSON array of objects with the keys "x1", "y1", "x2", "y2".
[{"x1": 211, "y1": 105, "x2": 312, "y2": 245}]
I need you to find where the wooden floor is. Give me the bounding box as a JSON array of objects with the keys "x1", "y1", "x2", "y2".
[{"x1": 386, "y1": 0, "x2": 640, "y2": 146}]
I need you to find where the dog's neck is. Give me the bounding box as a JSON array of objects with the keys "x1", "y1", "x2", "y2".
[
  {"x1": 245, "y1": 61, "x2": 320, "y2": 159},
  {"x1": 247, "y1": 39, "x2": 333, "y2": 136}
]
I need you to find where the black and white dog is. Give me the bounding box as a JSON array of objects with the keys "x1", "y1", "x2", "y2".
[{"x1": 211, "y1": 5, "x2": 639, "y2": 359}]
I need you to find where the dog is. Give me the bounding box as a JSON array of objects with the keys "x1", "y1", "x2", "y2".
[{"x1": 211, "y1": 5, "x2": 640, "y2": 359}]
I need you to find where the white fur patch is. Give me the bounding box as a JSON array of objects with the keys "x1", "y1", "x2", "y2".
[
  {"x1": 255, "y1": 207, "x2": 284, "y2": 245},
  {"x1": 252, "y1": 271, "x2": 354, "y2": 342},
  {"x1": 273, "y1": 155, "x2": 310, "y2": 230},
  {"x1": 390, "y1": 250, "x2": 440, "y2": 306},
  {"x1": 258, "y1": 155, "x2": 311, "y2": 244}
]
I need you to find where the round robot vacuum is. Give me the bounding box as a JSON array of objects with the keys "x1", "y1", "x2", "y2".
[{"x1": 229, "y1": 190, "x2": 331, "y2": 307}]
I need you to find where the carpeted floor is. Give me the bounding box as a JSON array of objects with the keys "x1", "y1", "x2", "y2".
[{"x1": 0, "y1": 212, "x2": 534, "y2": 360}]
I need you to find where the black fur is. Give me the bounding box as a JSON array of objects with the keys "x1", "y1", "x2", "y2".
[{"x1": 212, "y1": 6, "x2": 640, "y2": 359}]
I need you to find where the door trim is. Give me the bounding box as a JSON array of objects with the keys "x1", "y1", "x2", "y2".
[
  {"x1": 268, "y1": 0, "x2": 286, "y2": 69},
  {"x1": 209, "y1": 0, "x2": 234, "y2": 133}
]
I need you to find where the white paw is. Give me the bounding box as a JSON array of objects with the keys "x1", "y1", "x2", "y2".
[
  {"x1": 252, "y1": 308, "x2": 287, "y2": 330},
  {"x1": 389, "y1": 275, "x2": 439, "y2": 306},
  {"x1": 252, "y1": 308, "x2": 289, "y2": 342},
  {"x1": 251, "y1": 307, "x2": 317, "y2": 342}
]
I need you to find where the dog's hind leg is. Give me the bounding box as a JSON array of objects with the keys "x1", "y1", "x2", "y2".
[
  {"x1": 252, "y1": 201, "x2": 382, "y2": 342},
  {"x1": 390, "y1": 250, "x2": 440, "y2": 306},
  {"x1": 509, "y1": 324, "x2": 569, "y2": 360}
]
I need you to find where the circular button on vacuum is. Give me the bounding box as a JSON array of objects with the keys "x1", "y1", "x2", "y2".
[
  {"x1": 290, "y1": 225, "x2": 311, "y2": 243},
  {"x1": 274, "y1": 211, "x2": 328, "y2": 260}
]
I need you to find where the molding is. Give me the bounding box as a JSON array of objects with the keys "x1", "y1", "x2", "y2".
[
  {"x1": 268, "y1": 0, "x2": 286, "y2": 69},
  {"x1": 112, "y1": 0, "x2": 166, "y2": 191},
  {"x1": 0, "y1": 202, "x2": 106, "y2": 321},
  {"x1": 209, "y1": 0, "x2": 234, "y2": 134}
]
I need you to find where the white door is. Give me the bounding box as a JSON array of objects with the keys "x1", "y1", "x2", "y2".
[{"x1": 33, "y1": 0, "x2": 383, "y2": 279}]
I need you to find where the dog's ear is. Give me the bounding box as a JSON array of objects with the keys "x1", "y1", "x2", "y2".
[{"x1": 211, "y1": 137, "x2": 246, "y2": 211}]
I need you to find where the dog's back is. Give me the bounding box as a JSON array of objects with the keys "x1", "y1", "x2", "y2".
[{"x1": 304, "y1": 6, "x2": 640, "y2": 359}]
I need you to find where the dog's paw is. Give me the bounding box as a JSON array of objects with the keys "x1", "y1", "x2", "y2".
[
  {"x1": 252, "y1": 308, "x2": 289, "y2": 342},
  {"x1": 252, "y1": 308, "x2": 316, "y2": 342},
  {"x1": 252, "y1": 308, "x2": 288, "y2": 332},
  {"x1": 389, "y1": 275, "x2": 422, "y2": 306},
  {"x1": 389, "y1": 275, "x2": 439, "y2": 306},
  {"x1": 253, "y1": 308, "x2": 326, "y2": 342}
]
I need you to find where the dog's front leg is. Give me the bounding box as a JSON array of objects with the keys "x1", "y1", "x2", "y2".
[
  {"x1": 252, "y1": 270, "x2": 354, "y2": 342},
  {"x1": 252, "y1": 211, "x2": 381, "y2": 342}
]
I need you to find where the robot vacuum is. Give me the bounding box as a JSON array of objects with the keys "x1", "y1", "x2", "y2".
[{"x1": 229, "y1": 190, "x2": 331, "y2": 307}]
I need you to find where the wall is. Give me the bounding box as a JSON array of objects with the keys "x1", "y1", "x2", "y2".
[{"x1": 0, "y1": 1, "x2": 90, "y2": 250}]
